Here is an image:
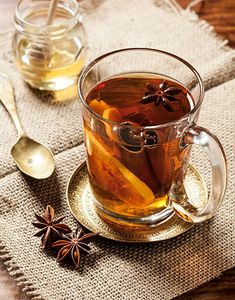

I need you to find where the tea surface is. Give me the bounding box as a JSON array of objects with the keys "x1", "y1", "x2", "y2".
[{"x1": 86, "y1": 74, "x2": 193, "y2": 125}]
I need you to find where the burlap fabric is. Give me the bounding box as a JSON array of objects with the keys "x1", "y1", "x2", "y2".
[{"x1": 0, "y1": 0, "x2": 234, "y2": 299}]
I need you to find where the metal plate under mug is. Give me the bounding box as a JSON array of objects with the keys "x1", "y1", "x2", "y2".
[{"x1": 67, "y1": 162, "x2": 208, "y2": 243}]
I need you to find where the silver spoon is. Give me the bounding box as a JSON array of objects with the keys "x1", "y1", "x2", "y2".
[{"x1": 0, "y1": 72, "x2": 55, "y2": 179}]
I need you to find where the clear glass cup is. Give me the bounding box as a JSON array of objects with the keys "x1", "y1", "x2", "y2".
[
  {"x1": 13, "y1": 0, "x2": 87, "y2": 91},
  {"x1": 78, "y1": 48, "x2": 227, "y2": 226}
]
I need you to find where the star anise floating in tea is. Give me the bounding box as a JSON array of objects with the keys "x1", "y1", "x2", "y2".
[
  {"x1": 32, "y1": 205, "x2": 98, "y2": 269},
  {"x1": 140, "y1": 81, "x2": 182, "y2": 112},
  {"x1": 52, "y1": 227, "x2": 98, "y2": 268},
  {"x1": 32, "y1": 205, "x2": 71, "y2": 248}
]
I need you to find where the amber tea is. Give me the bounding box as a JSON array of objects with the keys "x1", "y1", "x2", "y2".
[
  {"x1": 83, "y1": 73, "x2": 194, "y2": 221},
  {"x1": 79, "y1": 48, "x2": 227, "y2": 227}
]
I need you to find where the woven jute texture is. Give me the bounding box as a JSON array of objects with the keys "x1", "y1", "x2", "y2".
[{"x1": 0, "y1": 0, "x2": 235, "y2": 299}]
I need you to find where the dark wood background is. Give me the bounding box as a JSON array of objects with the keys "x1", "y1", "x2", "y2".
[{"x1": 0, "y1": 0, "x2": 234, "y2": 299}]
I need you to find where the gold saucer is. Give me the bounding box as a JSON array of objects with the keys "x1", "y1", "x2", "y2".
[{"x1": 67, "y1": 163, "x2": 207, "y2": 243}]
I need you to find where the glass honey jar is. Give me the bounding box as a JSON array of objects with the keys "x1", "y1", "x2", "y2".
[{"x1": 13, "y1": 0, "x2": 87, "y2": 91}]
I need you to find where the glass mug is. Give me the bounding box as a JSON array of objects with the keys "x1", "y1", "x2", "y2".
[{"x1": 78, "y1": 48, "x2": 227, "y2": 226}]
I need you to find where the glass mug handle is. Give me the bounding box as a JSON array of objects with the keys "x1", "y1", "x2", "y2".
[{"x1": 170, "y1": 126, "x2": 227, "y2": 223}]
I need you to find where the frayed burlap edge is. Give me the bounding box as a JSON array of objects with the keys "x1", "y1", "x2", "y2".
[{"x1": 0, "y1": 241, "x2": 44, "y2": 300}]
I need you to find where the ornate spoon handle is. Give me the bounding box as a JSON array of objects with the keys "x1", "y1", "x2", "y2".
[{"x1": 0, "y1": 72, "x2": 25, "y2": 137}]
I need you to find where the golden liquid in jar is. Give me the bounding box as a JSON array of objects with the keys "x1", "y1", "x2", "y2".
[
  {"x1": 17, "y1": 38, "x2": 85, "y2": 90},
  {"x1": 15, "y1": 8, "x2": 85, "y2": 90}
]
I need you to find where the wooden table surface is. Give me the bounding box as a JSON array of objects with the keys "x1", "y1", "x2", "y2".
[{"x1": 0, "y1": 1, "x2": 234, "y2": 299}]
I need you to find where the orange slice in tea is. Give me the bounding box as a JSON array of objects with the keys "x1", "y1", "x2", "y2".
[
  {"x1": 103, "y1": 107, "x2": 122, "y2": 122},
  {"x1": 102, "y1": 107, "x2": 122, "y2": 141},
  {"x1": 89, "y1": 99, "x2": 111, "y2": 115},
  {"x1": 86, "y1": 129, "x2": 155, "y2": 207}
]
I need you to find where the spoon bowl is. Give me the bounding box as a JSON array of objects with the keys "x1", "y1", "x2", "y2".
[
  {"x1": 11, "y1": 136, "x2": 55, "y2": 179},
  {"x1": 0, "y1": 72, "x2": 55, "y2": 179}
]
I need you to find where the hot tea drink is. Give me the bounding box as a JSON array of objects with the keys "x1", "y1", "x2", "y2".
[
  {"x1": 83, "y1": 73, "x2": 194, "y2": 220},
  {"x1": 79, "y1": 49, "x2": 226, "y2": 226}
]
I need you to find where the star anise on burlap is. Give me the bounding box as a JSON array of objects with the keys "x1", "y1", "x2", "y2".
[
  {"x1": 140, "y1": 81, "x2": 182, "y2": 112},
  {"x1": 32, "y1": 205, "x2": 72, "y2": 248},
  {"x1": 52, "y1": 226, "x2": 98, "y2": 268}
]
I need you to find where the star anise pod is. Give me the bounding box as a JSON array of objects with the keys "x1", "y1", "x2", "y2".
[
  {"x1": 52, "y1": 226, "x2": 98, "y2": 268},
  {"x1": 140, "y1": 81, "x2": 182, "y2": 112},
  {"x1": 32, "y1": 205, "x2": 72, "y2": 248}
]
